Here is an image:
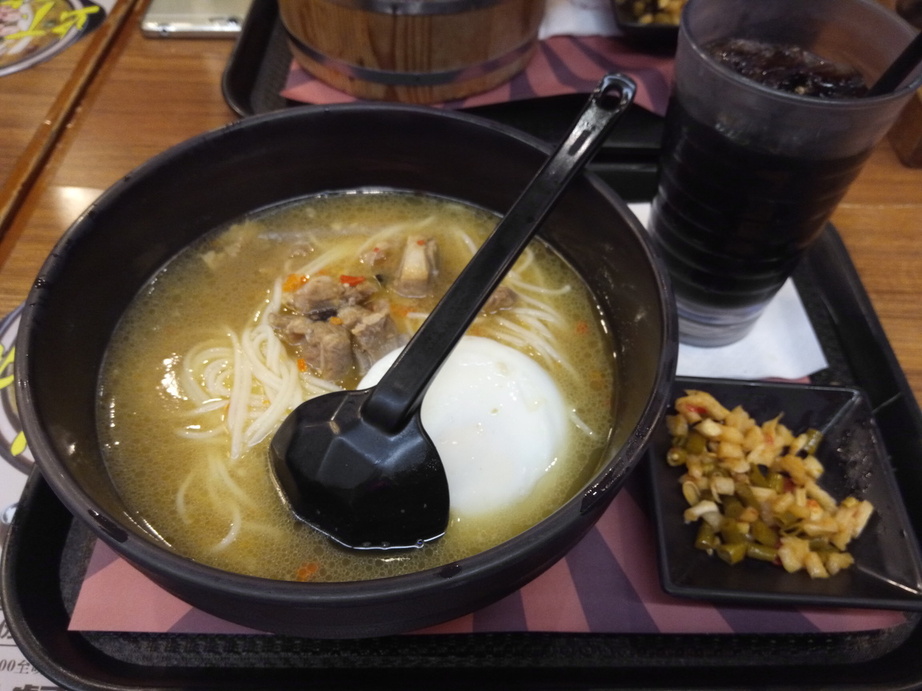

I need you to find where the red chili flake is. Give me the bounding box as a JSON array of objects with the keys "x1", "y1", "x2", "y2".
[
  {"x1": 575, "y1": 320, "x2": 589, "y2": 335},
  {"x1": 416, "y1": 238, "x2": 426, "y2": 245},
  {"x1": 296, "y1": 358, "x2": 308, "y2": 372},
  {"x1": 283, "y1": 274, "x2": 308, "y2": 292},
  {"x1": 390, "y1": 303, "x2": 411, "y2": 318},
  {"x1": 295, "y1": 562, "x2": 320, "y2": 582},
  {"x1": 339, "y1": 274, "x2": 366, "y2": 287}
]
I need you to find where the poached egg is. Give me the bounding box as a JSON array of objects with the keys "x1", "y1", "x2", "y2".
[{"x1": 360, "y1": 336, "x2": 568, "y2": 518}]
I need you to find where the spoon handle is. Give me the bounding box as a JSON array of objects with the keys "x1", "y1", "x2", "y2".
[{"x1": 362, "y1": 73, "x2": 637, "y2": 431}]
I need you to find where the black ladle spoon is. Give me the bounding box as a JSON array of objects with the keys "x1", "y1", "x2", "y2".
[{"x1": 270, "y1": 73, "x2": 637, "y2": 551}]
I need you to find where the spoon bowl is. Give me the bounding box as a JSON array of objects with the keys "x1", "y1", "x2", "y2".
[{"x1": 272, "y1": 388, "x2": 448, "y2": 549}]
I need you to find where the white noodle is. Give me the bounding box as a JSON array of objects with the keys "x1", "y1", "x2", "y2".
[
  {"x1": 510, "y1": 305, "x2": 567, "y2": 329},
  {"x1": 569, "y1": 409, "x2": 596, "y2": 437},
  {"x1": 506, "y1": 275, "x2": 572, "y2": 297},
  {"x1": 175, "y1": 426, "x2": 224, "y2": 440},
  {"x1": 511, "y1": 247, "x2": 536, "y2": 275},
  {"x1": 491, "y1": 315, "x2": 574, "y2": 376},
  {"x1": 488, "y1": 329, "x2": 529, "y2": 352},
  {"x1": 179, "y1": 343, "x2": 230, "y2": 404},
  {"x1": 242, "y1": 330, "x2": 287, "y2": 392},
  {"x1": 302, "y1": 373, "x2": 344, "y2": 394},
  {"x1": 211, "y1": 503, "x2": 241, "y2": 553},
  {"x1": 202, "y1": 357, "x2": 233, "y2": 397},
  {"x1": 181, "y1": 398, "x2": 229, "y2": 416},
  {"x1": 244, "y1": 329, "x2": 302, "y2": 445},
  {"x1": 210, "y1": 454, "x2": 259, "y2": 511},
  {"x1": 508, "y1": 309, "x2": 557, "y2": 342},
  {"x1": 452, "y1": 227, "x2": 479, "y2": 255},
  {"x1": 175, "y1": 471, "x2": 194, "y2": 525},
  {"x1": 225, "y1": 330, "x2": 252, "y2": 461}
]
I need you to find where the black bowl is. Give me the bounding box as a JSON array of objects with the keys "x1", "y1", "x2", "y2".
[{"x1": 16, "y1": 104, "x2": 677, "y2": 638}]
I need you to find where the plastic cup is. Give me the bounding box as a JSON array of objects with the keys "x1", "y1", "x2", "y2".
[{"x1": 649, "y1": 0, "x2": 922, "y2": 346}]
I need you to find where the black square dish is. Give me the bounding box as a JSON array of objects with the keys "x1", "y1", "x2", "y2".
[
  {"x1": 610, "y1": 0, "x2": 679, "y2": 50},
  {"x1": 648, "y1": 376, "x2": 922, "y2": 610}
]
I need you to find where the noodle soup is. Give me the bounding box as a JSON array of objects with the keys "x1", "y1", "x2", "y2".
[{"x1": 98, "y1": 190, "x2": 617, "y2": 582}]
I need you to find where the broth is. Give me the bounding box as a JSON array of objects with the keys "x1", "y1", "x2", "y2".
[{"x1": 97, "y1": 190, "x2": 617, "y2": 582}]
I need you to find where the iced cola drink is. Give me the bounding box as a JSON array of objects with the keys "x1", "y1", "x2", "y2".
[{"x1": 649, "y1": 0, "x2": 922, "y2": 346}]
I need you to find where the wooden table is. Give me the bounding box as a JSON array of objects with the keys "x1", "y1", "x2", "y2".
[{"x1": 1, "y1": 0, "x2": 921, "y2": 409}]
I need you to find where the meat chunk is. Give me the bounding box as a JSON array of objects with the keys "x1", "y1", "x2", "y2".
[
  {"x1": 338, "y1": 302, "x2": 405, "y2": 373},
  {"x1": 351, "y1": 309, "x2": 405, "y2": 373},
  {"x1": 341, "y1": 278, "x2": 378, "y2": 306},
  {"x1": 336, "y1": 303, "x2": 373, "y2": 331},
  {"x1": 393, "y1": 235, "x2": 438, "y2": 298},
  {"x1": 360, "y1": 241, "x2": 392, "y2": 267},
  {"x1": 286, "y1": 275, "x2": 343, "y2": 318},
  {"x1": 300, "y1": 322, "x2": 353, "y2": 380},
  {"x1": 270, "y1": 312, "x2": 313, "y2": 345},
  {"x1": 483, "y1": 285, "x2": 518, "y2": 313},
  {"x1": 270, "y1": 242, "x2": 427, "y2": 379},
  {"x1": 285, "y1": 274, "x2": 380, "y2": 319},
  {"x1": 269, "y1": 313, "x2": 353, "y2": 380}
]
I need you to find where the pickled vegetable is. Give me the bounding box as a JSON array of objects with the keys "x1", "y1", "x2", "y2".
[{"x1": 665, "y1": 390, "x2": 874, "y2": 578}]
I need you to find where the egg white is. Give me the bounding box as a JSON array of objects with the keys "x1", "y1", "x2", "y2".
[{"x1": 360, "y1": 336, "x2": 568, "y2": 518}]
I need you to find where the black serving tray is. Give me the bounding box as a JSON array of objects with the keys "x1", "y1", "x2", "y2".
[
  {"x1": 6, "y1": 4, "x2": 922, "y2": 689},
  {"x1": 6, "y1": 225, "x2": 922, "y2": 690}
]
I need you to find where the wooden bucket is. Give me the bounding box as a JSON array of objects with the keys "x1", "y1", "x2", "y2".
[{"x1": 277, "y1": 0, "x2": 546, "y2": 104}]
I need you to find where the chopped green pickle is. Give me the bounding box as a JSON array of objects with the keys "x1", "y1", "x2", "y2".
[
  {"x1": 719, "y1": 520, "x2": 746, "y2": 544},
  {"x1": 777, "y1": 511, "x2": 799, "y2": 530},
  {"x1": 749, "y1": 465, "x2": 769, "y2": 488},
  {"x1": 746, "y1": 543, "x2": 778, "y2": 563},
  {"x1": 723, "y1": 496, "x2": 744, "y2": 519},
  {"x1": 802, "y1": 428, "x2": 824, "y2": 455},
  {"x1": 735, "y1": 484, "x2": 760, "y2": 509},
  {"x1": 809, "y1": 538, "x2": 835, "y2": 553},
  {"x1": 766, "y1": 470, "x2": 785, "y2": 493},
  {"x1": 751, "y1": 520, "x2": 778, "y2": 547},
  {"x1": 716, "y1": 542, "x2": 747, "y2": 565},
  {"x1": 666, "y1": 447, "x2": 687, "y2": 466},
  {"x1": 685, "y1": 430, "x2": 707, "y2": 455},
  {"x1": 695, "y1": 523, "x2": 718, "y2": 551}
]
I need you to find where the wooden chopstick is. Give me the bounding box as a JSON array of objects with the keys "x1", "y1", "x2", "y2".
[{"x1": 0, "y1": 0, "x2": 143, "y2": 243}]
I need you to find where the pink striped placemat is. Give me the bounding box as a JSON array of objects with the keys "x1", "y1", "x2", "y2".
[{"x1": 68, "y1": 475, "x2": 906, "y2": 636}]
